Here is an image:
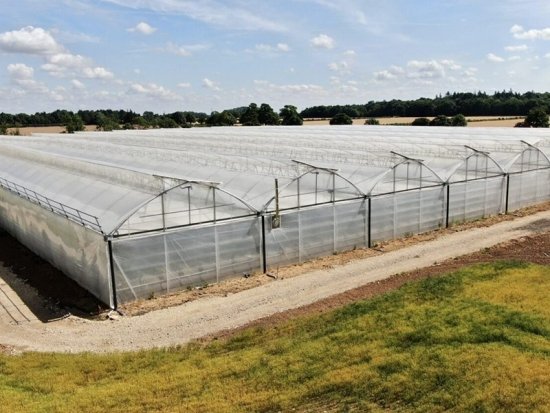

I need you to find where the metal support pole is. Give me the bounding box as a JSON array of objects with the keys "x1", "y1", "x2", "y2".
[
  {"x1": 505, "y1": 174, "x2": 510, "y2": 214},
  {"x1": 107, "y1": 240, "x2": 118, "y2": 310},
  {"x1": 161, "y1": 193, "x2": 166, "y2": 230},
  {"x1": 445, "y1": 183, "x2": 451, "y2": 228},
  {"x1": 367, "y1": 197, "x2": 372, "y2": 248},
  {"x1": 261, "y1": 215, "x2": 267, "y2": 273}
]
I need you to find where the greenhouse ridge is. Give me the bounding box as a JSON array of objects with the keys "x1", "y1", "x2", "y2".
[{"x1": 0, "y1": 126, "x2": 549, "y2": 308}]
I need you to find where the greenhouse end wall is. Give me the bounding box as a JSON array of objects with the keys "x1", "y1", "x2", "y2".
[
  {"x1": 111, "y1": 216, "x2": 262, "y2": 303},
  {"x1": 0, "y1": 187, "x2": 112, "y2": 306}
]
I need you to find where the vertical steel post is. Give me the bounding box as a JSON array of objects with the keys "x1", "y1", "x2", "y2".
[
  {"x1": 367, "y1": 197, "x2": 372, "y2": 248},
  {"x1": 505, "y1": 174, "x2": 510, "y2": 214},
  {"x1": 445, "y1": 183, "x2": 451, "y2": 228},
  {"x1": 161, "y1": 193, "x2": 166, "y2": 230},
  {"x1": 261, "y1": 215, "x2": 267, "y2": 273},
  {"x1": 107, "y1": 240, "x2": 118, "y2": 310}
]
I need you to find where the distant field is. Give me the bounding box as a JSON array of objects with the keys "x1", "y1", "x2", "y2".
[
  {"x1": 2, "y1": 116, "x2": 524, "y2": 136},
  {"x1": 304, "y1": 116, "x2": 524, "y2": 127},
  {"x1": 1, "y1": 261, "x2": 548, "y2": 412}
]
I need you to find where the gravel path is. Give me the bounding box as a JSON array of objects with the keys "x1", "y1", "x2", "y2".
[{"x1": 1, "y1": 210, "x2": 549, "y2": 353}]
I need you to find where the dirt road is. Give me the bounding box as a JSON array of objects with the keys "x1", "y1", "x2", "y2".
[{"x1": 1, "y1": 210, "x2": 549, "y2": 353}]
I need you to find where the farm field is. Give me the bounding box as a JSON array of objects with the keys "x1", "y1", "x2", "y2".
[
  {"x1": 304, "y1": 116, "x2": 523, "y2": 127},
  {"x1": 2, "y1": 116, "x2": 524, "y2": 135},
  {"x1": 0, "y1": 233, "x2": 548, "y2": 412}
]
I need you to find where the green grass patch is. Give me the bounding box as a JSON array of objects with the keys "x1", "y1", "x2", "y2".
[{"x1": 1, "y1": 261, "x2": 549, "y2": 412}]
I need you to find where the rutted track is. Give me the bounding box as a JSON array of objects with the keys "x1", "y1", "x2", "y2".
[{"x1": 0, "y1": 209, "x2": 549, "y2": 353}]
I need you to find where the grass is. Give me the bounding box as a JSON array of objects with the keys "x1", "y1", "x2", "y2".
[{"x1": 1, "y1": 261, "x2": 549, "y2": 412}]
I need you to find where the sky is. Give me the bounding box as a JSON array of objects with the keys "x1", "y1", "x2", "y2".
[{"x1": 1, "y1": 0, "x2": 550, "y2": 114}]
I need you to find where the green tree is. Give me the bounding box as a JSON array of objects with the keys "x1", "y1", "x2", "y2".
[
  {"x1": 63, "y1": 112, "x2": 85, "y2": 134},
  {"x1": 239, "y1": 103, "x2": 260, "y2": 126},
  {"x1": 364, "y1": 118, "x2": 379, "y2": 125},
  {"x1": 429, "y1": 115, "x2": 451, "y2": 126},
  {"x1": 95, "y1": 113, "x2": 120, "y2": 131},
  {"x1": 523, "y1": 107, "x2": 549, "y2": 127},
  {"x1": 0, "y1": 124, "x2": 7, "y2": 135},
  {"x1": 411, "y1": 117, "x2": 431, "y2": 126},
  {"x1": 330, "y1": 112, "x2": 353, "y2": 125},
  {"x1": 451, "y1": 114, "x2": 467, "y2": 127},
  {"x1": 258, "y1": 103, "x2": 280, "y2": 125},
  {"x1": 206, "y1": 111, "x2": 237, "y2": 126},
  {"x1": 280, "y1": 105, "x2": 303, "y2": 125},
  {"x1": 157, "y1": 117, "x2": 180, "y2": 128}
]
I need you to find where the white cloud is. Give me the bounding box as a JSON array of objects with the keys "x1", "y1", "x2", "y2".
[
  {"x1": 276, "y1": 43, "x2": 290, "y2": 52},
  {"x1": 511, "y1": 25, "x2": 550, "y2": 40},
  {"x1": 129, "y1": 82, "x2": 179, "y2": 100},
  {"x1": 508, "y1": 55, "x2": 521, "y2": 61},
  {"x1": 510, "y1": 25, "x2": 524, "y2": 34},
  {"x1": 82, "y1": 66, "x2": 114, "y2": 79},
  {"x1": 487, "y1": 53, "x2": 505, "y2": 62},
  {"x1": 203, "y1": 77, "x2": 221, "y2": 91},
  {"x1": 375, "y1": 60, "x2": 467, "y2": 84},
  {"x1": 344, "y1": 49, "x2": 356, "y2": 56},
  {"x1": 71, "y1": 79, "x2": 85, "y2": 89},
  {"x1": 177, "y1": 82, "x2": 191, "y2": 88},
  {"x1": 165, "y1": 42, "x2": 209, "y2": 56},
  {"x1": 374, "y1": 70, "x2": 396, "y2": 81},
  {"x1": 254, "y1": 80, "x2": 326, "y2": 95},
  {"x1": 127, "y1": 22, "x2": 157, "y2": 35},
  {"x1": 7, "y1": 63, "x2": 49, "y2": 93},
  {"x1": 545, "y1": 52, "x2": 550, "y2": 59},
  {"x1": 407, "y1": 60, "x2": 446, "y2": 78},
  {"x1": 166, "y1": 43, "x2": 191, "y2": 57},
  {"x1": 7, "y1": 63, "x2": 34, "y2": 80},
  {"x1": 0, "y1": 26, "x2": 61, "y2": 55},
  {"x1": 440, "y1": 60, "x2": 462, "y2": 70},
  {"x1": 253, "y1": 43, "x2": 290, "y2": 53},
  {"x1": 505, "y1": 44, "x2": 528, "y2": 52},
  {"x1": 328, "y1": 60, "x2": 349, "y2": 74},
  {"x1": 101, "y1": 0, "x2": 286, "y2": 32},
  {"x1": 0, "y1": 26, "x2": 115, "y2": 82},
  {"x1": 311, "y1": 34, "x2": 335, "y2": 49}
]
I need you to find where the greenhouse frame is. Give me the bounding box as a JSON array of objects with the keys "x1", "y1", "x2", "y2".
[{"x1": 0, "y1": 126, "x2": 549, "y2": 308}]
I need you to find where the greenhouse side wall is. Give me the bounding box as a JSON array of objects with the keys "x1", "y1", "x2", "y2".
[
  {"x1": 370, "y1": 186, "x2": 445, "y2": 243},
  {"x1": 111, "y1": 216, "x2": 262, "y2": 303},
  {"x1": 0, "y1": 187, "x2": 112, "y2": 306},
  {"x1": 447, "y1": 176, "x2": 505, "y2": 224},
  {"x1": 507, "y1": 169, "x2": 550, "y2": 211},
  {"x1": 265, "y1": 199, "x2": 368, "y2": 268}
]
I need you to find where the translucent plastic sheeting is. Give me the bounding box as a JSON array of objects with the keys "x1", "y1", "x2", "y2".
[
  {"x1": 0, "y1": 187, "x2": 111, "y2": 305},
  {"x1": 508, "y1": 169, "x2": 550, "y2": 211},
  {"x1": 264, "y1": 199, "x2": 368, "y2": 268},
  {"x1": 370, "y1": 187, "x2": 445, "y2": 242},
  {"x1": 112, "y1": 217, "x2": 261, "y2": 302},
  {"x1": 447, "y1": 176, "x2": 505, "y2": 223}
]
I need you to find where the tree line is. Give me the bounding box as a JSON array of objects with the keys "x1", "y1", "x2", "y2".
[
  {"x1": 299, "y1": 91, "x2": 550, "y2": 119},
  {"x1": 1, "y1": 90, "x2": 549, "y2": 134}
]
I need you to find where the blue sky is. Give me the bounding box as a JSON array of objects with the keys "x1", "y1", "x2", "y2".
[{"x1": 1, "y1": 0, "x2": 549, "y2": 114}]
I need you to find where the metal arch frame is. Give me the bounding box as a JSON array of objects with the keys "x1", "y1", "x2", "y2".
[
  {"x1": 363, "y1": 154, "x2": 445, "y2": 196},
  {"x1": 260, "y1": 161, "x2": 366, "y2": 212},
  {"x1": 106, "y1": 178, "x2": 258, "y2": 238},
  {"x1": 445, "y1": 146, "x2": 505, "y2": 183},
  {"x1": 519, "y1": 140, "x2": 550, "y2": 167}
]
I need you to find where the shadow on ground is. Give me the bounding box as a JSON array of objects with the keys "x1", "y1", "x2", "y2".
[{"x1": 0, "y1": 229, "x2": 107, "y2": 322}]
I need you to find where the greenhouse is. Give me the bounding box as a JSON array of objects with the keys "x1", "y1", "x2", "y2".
[{"x1": 0, "y1": 126, "x2": 549, "y2": 308}]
